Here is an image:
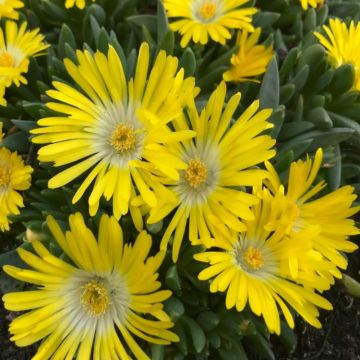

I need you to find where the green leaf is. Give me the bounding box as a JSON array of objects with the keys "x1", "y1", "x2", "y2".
[
  {"x1": 0, "y1": 132, "x2": 30, "y2": 152},
  {"x1": 58, "y1": 24, "x2": 76, "y2": 60},
  {"x1": 278, "y1": 321, "x2": 297, "y2": 353},
  {"x1": 306, "y1": 107, "x2": 333, "y2": 129},
  {"x1": 269, "y1": 106, "x2": 285, "y2": 139},
  {"x1": 292, "y1": 64, "x2": 309, "y2": 93},
  {"x1": 197, "y1": 311, "x2": 220, "y2": 332},
  {"x1": 246, "y1": 334, "x2": 275, "y2": 360},
  {"x1": 279, "y1": 83, "x2": 295, "y2": 104},
  {"x1": 278, "y1": 121, "x2": 314, "y2": 141},
  {"x1": 179, "y1": 48, "x2": 197, "y2": 77},
  {"x1": 328, "y1": 111, "x2": 360, "y2": 135},
  {"x1": 326, "y1": 144, "x2": 341, "y2": 191},
  {"x1": 126, "y1": 15, "x2": 157, "y2": 33},
  {"x1": 198, "y1": 66, "x2": 228, "y2": 91},
  {"x1": 157, "y1": 0, "x2": 169, "y2": 42},
  {"x1": 151, "y1": 344, "x2": 164, "y2": 360},
  {"x1": 180, "y1": 315, "x2": 206, "y2": 353},
  {"x1": 342, "y1": 164, "x2": 360, "y2": 179},
  {"x1": 253, "y1": 11, "x2": 280, "y2": 28},
  {"x1": 165, "y1": 297, "x2": 185, "y2": 320},
  {"x1": 304, "y1": 7, "x2": 317, "y2": 32},
  {"x1": 342, "y1": 274, "x2": 360, "y2": 298},
  {"x1": 165, "y1": 265, "x2": 181, "y2": 292},
  {"x1": 259, "y1": 57, "x2": 279, "y2": 109},
  {"x1": 329, "y1": 64, "x2": 355, "y2": 94},
  {"x1": 290, "y1": 128, "x2": 354, "y2": 151},
  {"x1": 279, "y1": 47, "x2": 298, "y2": 80},
  {"x1": 173, "y1": 322, "x2": 188, "y2": 355},
  {"x1": 218, "y1": 342, "x2": 248, "y2": 360},
  {"x1": 157, "y1": 30, "x2": 174, "y2": 55},
  {"x1": 11, "y1": 120, "x2": 37, "y2": 132}
]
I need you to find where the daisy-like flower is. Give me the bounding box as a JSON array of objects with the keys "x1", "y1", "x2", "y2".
[
  {"x1": 314, "y1": 18, "x2": 360, "y2": 90},
  {"x1": 299, "y1": 0, "x2": 324, "y2": 11},
  {"x1": 0, "y1": 147, "x2": 33, "y2": 231},
  {"x1": 3, "y1": 212, "x2": 179, "y2": 359},
  {"x1": 194, "y1": 188, "x2": 333, "y2": 335},
  {"x1": 264, "y1": 148, "x2": 359, "y2": 281},
  {"x1": 162, "y1": 0, "x2": 257, "y2": 47},
  {"x1": 0, "y1": 0, "x2": 24, "y2": 19},
  {"x1": 64, "y1": 0, "x2": 95, "y2": 9},
  {"x1": 31, "y1": 43, "x2": 197, "y2": 221},
  {"x1": 223, "y1": 28, "x2": 273, "y2": 83},
  {"x1": 0, "y1": 21, "x2": 48, "y2": 105},
  {"x1": 147, "y1": 82, "x2": 276, "y2": 261}
]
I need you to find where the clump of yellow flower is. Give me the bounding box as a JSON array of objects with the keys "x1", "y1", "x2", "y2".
[
  {"x1": 0, "y1": 0, "x2": 23, "y2": 19},
  {"x1": 162, "y1": 0, "x2": 257, "y2": 47},
  {"x1": 299, "y1": 0, "x2": 324, "y2": 10},
  {"x1": 0, "y1": 146, "x2": 33, "y2": 231},
  {"x1": 195, "y1": 149, "x2": 359, "y2": 334},
  {"x1": 195, "y1": 188, "x2": 333, "y2": 335},
  {"x1": 65, "y1": 0, "x2": 96, "y2": 8},
  {"x1": 264, "y1": 148, "x2": 359, "y2": 283},
  {"x1": 147, "y1": 82, "x2": 275, "y2": 262},
  {"x1": 3, "y1": 212, "x2": 178, "y2": 359},
  {"x1": 223, "y1": 28, "x2": 273, "y2": 83},
  {"x1": 0, "y1": 21, "x2": 48, "y2": 105},
  {"x1": 314, "y1": 18, "x2": 360, "y2": 90},
  {"x1": 31, "y1": 43, "x2": 197, "y2": 227}
]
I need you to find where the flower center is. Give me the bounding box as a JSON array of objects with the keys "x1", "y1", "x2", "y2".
[
  {"x1": 81, "y1": 281, "x2": 110, "y2": 316},
  {"x1": 185, "y1": 159, "x2": 208, "y2": 188},
  {"x1": 242, "y1": 246, "x2": 265, "y2": 270},
  {"x1": 0, "y1": 52, "x2": 14, "y2": 67},
  {"x1": 0, "y1": 167, "x2": 10, "y2": 188},
  {"x1": 198, "y1": 2, "x2": 217, "y2": 21},
  {"x1": 110, "y1": 123, "x2": 136, "y2": 153}
]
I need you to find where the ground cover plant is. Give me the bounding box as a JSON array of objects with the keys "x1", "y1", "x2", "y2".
[{"x1": 0, "y1": 0, "x2": 360, "y2": 359}]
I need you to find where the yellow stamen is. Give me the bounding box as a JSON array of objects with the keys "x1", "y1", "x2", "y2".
[
  {"x1": 185, "y1": 159, "x2": 208, "y2": 188},
  {"x1": 110, "y1": 123, "x2": 136, "y2": 153},
  {"x1": 81, "y1": 281, "x2": 109, "y2": 316},
  {"x1": 0, "y1": 167, "x2": 10, "y2": 187},
  {"x1": 243, "y1": 246, "x2": 264, "y2": 270},
  {"x1": 0, "y1": 52, "x2": 14, "y2": 67},
  {"x1": 198, "y1": 2, "x2": 217, "y2": 21}
]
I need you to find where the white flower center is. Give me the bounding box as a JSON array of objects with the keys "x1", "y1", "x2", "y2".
[
  {"x1": 93, "y1": 102, "x2": 145, "y2": 168},
  {"x1": 184, "y1": 159, "x2": 208, "y2": 188},
  {"x1": 81, "y1": 280, "x2": 110, "y2": 317},
  {"x1": 65, "y1": 271, "x2": 130, "y2": 328},
  {"x1": 232, "y1": 235, "x2": 278, "y2": 277},
  {"x1": 194, "y1": 0, "x2": 221, "y2": 23},
  {"x1": 174, "y1": 142, "x2": 219, "y2": 206}
]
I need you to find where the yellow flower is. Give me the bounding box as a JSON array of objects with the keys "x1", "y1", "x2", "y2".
[
  {"x1": 223, "y1": 28, "x2": 273, "y2": 83},
  {"x1": 31, "y1": 43, "x2": 197, "y2": 224},
  {"x1": 299, "y1": 0, "x2": 324, "y2": 10},
  {"x1": 3, "y1": 213, "x2": 179, "y2": 359},
  {"x1": 195, "y1": 188, "x2": 333, "y2": 335},
  {"x1": 65, "y1": 0, "x2": 95, "y2": 9},
  {"x1": 314, "y1": 18, "x2": 360, "y2": 90},
  {"x1": 264, "y1": 148, "x2": 359, "y2": 281},
  {"x1": 0, "y1": 0, "x2": 24, "y2": 19},
  {"x1": 0, "y1": 21, "x2": 48, "y2": 105},
  {"x1": 147, "y1": 82, "x2": 276, "y2": 261},
  {"x1": 0, "y1": 147, "x2": 33, "y2": 231},
  {"x1": 0, "y1": 122, "x2": 4, "y2": 140},
  {"x1": 162, "y1": 0, "x2": 257, "y2": 47}
]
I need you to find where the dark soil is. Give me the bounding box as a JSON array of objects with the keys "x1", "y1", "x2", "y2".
[{"x1": 278, "y1": 249, "x2": 360, "y2": 360}]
